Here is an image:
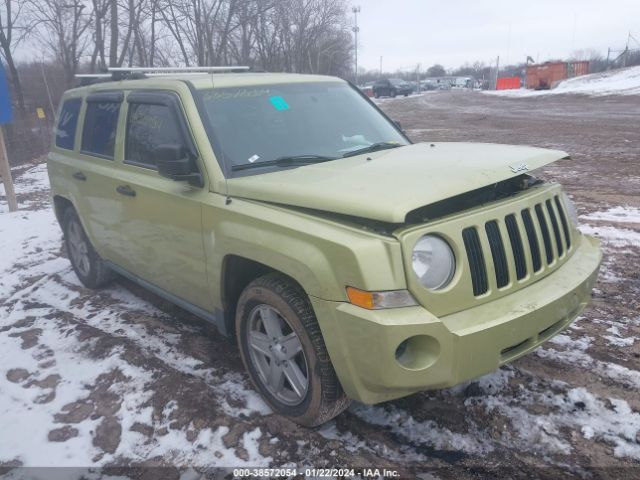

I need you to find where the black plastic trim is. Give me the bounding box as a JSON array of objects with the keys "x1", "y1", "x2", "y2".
[
  {"x1": 462, "y1": 227, "x2": 489, "y2": 296},
  {"x1": 485, "y1": 220, "x2": 509, "y2": 288},
  {"x1": 505, "y1": 214, "x2": 527, "y2": 280},
  {"x1": 86, "y1": 91, "x2": 124, "y2": 103}
]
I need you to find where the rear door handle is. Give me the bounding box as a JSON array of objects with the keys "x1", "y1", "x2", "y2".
[
  {"x1": 116, "y1": 185, "x2": 136, "y2": 197},
  {"x1": 72, "y1": 171, "x2": 86, "y2": 181}
]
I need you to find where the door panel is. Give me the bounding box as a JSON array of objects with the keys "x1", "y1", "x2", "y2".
[
  {"x1": 106, "y1": 90, "x2": 211, "y2": 310},
  {"x1": 111, "y1": 168, "x2": 211, "y2": 310}
]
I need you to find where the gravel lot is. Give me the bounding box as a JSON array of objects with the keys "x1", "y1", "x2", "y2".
[{"x1": 1, "y1": 90, "x2": 639, "y2": 479}]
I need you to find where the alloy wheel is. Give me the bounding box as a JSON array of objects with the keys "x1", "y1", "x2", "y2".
[
  {"x1": 246, "y1": 304, "x2": 309, "y2": 406},
  {"x1": 67, "y1": 219, "x2": 91, "y2": 277}
]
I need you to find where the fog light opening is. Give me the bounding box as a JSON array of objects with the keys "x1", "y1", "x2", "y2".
[{"x1": 395, "y1": 335, "x2": 440, "y2": 370}]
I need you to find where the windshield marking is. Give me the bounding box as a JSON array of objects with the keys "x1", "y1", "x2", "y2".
[
  {"x1": 202, "y1": 88, "x2": 270, "y2": 101},
  {"x1": 269, "y1": 96, "x2": 290, "y2": 111}
]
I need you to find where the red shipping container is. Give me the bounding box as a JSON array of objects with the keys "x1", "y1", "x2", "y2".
[
  {"x1": 496, "y1": 77, "x2": 521, "y2": 90},
  {"x1": 526, "y1": 61, "x2": 589, "y2": 89}
]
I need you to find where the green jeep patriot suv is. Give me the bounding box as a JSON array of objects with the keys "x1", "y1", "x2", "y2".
[{"x1": 47, "y1": 69, "x2": 602, "y2": 426}]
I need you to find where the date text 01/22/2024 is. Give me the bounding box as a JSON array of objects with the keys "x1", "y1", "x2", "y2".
[{"x1": 232, "y1": 468, "x2": 401, "y2": 477}]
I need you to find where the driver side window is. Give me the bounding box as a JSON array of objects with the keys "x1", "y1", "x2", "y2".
[{"x1": 125, "y1": 102, "x2": 185, "y2": 169}]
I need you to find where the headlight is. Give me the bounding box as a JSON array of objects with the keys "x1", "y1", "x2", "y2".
[
  {"x1": 562, "y1": 192, "x2": 579, "y2": 226},
  {"x1": 412, "y1": 235, "x2": 456, "y2": 290}
]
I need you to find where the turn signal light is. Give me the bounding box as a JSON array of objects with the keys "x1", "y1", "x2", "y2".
[{"x1": 346, "y1": 287, "x2": 417, "y2": 310}]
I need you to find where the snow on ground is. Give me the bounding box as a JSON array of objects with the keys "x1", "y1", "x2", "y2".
[
  {"x1": 485, "y1": 66, "x2": 640, "y2": 97},
  {"x1": 2, "y1": 162, "x2": 640, "y2": 472},
  {"x1": 480, "y1": 385, "x2": 640, "y2": 460},
  {"x1": 578, "y1": 224, "x2": 640, "y2": 249},
  {"x1": 581, "y1": 206, "x2": 640, "y2": 224},
  {"x1": 0, "y1": 163, "x2": 50, "y2": 213},
  {"x1": 0, "y1": 164, "x2": 273, "y2": 467}
]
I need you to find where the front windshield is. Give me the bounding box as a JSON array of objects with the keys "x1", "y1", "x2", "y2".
[{"x1": 196, "y1": 81, "x2": 409, "y2": 175}]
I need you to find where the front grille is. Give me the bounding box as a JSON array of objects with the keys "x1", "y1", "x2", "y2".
[{"x1": 462, "y1": 194, "x2": 572, "y2": 297}]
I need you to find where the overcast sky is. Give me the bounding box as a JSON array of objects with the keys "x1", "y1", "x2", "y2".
[{"x1": 352, "y1": 0, "x2": 640, "y2": 72}]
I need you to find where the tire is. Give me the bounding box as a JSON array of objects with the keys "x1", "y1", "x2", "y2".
[
  {"x1": 390, "y1": 89, "x2": 397, "y2": 98},
  {"x1": 374, "y1": 91, "x2": 380, "y2": 98},
  {"x1": 236, "y1": 273, "x2": 350, "y2": 426},
  {"x1": 62, "y1": 208, "x2": 114, "y2": 289}
]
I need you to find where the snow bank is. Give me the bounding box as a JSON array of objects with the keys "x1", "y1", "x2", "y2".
[
  {"x1": 581, "y1": 206, "x2": 640, "y2": 224},
  {"x1": 578, "y1": 224, "x2": 640, "y2": 248},
  {"x1": 485, "y1": 66, "x2": 640, "y2": 97}
]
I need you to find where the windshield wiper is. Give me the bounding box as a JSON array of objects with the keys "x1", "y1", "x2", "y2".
[
  {"x1": 342, "y1": 142, "x2": 403, "y2": 158},
  {"x1": 231, "y1": 154, "x2": 338, "y2": 171}
]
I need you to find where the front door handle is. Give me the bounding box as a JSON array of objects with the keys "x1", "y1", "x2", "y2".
[
  {"x1": 116, "y1": 185, "x2": 136, "y2": 197},
  {"x1": 72, "y1": 171, "x2": 86, "y2": 181}
]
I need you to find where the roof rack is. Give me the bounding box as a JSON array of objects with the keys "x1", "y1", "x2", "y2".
[
  {"x1": 108, "y1": 66, "x2": 250, "y2": 73},
  {"x1": 74, "y1": 66, "x2": 251, "y2": 86}
]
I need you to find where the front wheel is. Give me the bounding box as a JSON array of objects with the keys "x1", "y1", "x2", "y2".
[{"x1": 236, "y1": 273, "x2": 350, "y2": 426}]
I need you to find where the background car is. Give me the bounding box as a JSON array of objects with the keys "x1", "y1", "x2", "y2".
[{"x1": 373, "y1": 78, "x2": 412, "y2": 98}]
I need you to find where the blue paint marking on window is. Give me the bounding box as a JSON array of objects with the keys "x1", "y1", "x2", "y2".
[{"x1": 269, "y1": 96, "x2": 290, "y2": 111}]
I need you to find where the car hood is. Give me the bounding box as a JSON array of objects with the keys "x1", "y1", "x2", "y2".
[{"x1": 225, "y1": 142, "x2": 568, "y2": 223}]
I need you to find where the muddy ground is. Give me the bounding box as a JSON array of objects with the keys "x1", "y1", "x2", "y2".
[{"x1": 1, "y1": 91, "x2": 639, "y2": 479}]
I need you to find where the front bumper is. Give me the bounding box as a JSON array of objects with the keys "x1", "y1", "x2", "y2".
[{"x1": 310, "y1": 234, "x2": 601, "y2": 404}]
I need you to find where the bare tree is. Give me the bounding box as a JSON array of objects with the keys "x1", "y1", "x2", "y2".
[
  {"x1": 0, "y1": 0, "x2": 31, "y2": 110},
  {"x1": 24, "y1": 0, "x2": 353, "y2": 84},
  {"x1": 249, "y1": 0, "x2": 351, "y2": 75},
  {"x1": 29, "y1": 0, "x2": 93, "y2": 86},
  {"x1": 89, "y1": 0, "x2": 109, "y2": 71}
]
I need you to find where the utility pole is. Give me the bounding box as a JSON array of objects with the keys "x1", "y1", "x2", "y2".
[
  {"x1": 495, "y1": 55, "x2": 500, "y2": 90},
  {"x1": 352, "y1": 6, "x2": 361, "y2": 86},
  {"x1": 40, "y1": 61, "x2": 55, "y2": 115},
  {"x1": 379, "y1": 56, "x2": 383, "y2": 78},
  {"x1": 416, "y1": 63, "x2": 421, "y2": 93}
]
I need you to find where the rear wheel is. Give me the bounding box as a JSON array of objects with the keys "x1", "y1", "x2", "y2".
[
  {"x1": 236, "y1": 273, "x2": 350, "y2": 426},
  {"x1": 62, "y1": 208, "x2": 114, "y2": 289}
]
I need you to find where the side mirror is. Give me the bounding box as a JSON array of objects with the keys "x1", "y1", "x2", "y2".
[{"x1": 155, "y1": 144, "x2": 203, "y2": 187}]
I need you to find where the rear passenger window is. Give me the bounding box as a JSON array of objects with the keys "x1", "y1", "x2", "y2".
[
  {"x1": 55, "y1": 98, "x2": 82, "y2": 150},
  {"x1": 81, "y1": 101, "x2": 120, "y2": 158},
  {"x1": 126, "y1": 103, "x2": 184, "y2": 168}
]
